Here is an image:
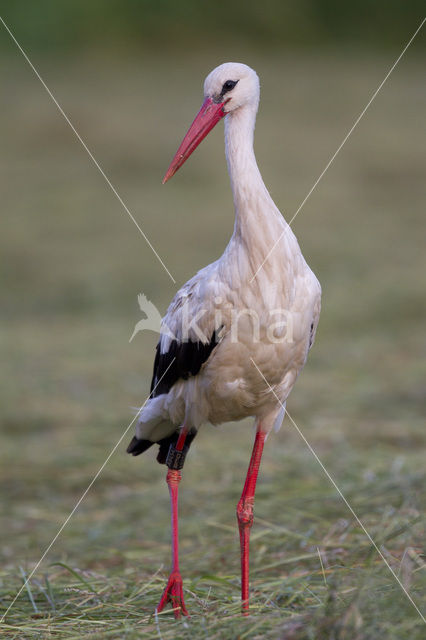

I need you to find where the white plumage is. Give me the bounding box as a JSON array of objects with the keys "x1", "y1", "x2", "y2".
[{"x1": 134, "y1": 62, "x2": 321, "y2": 443}]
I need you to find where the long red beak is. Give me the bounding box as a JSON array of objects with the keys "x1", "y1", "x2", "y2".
[{"x1": 163, "y1": 97, "x2": 225, "y2": 184}]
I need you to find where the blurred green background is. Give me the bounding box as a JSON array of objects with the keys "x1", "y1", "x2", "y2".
[
  {"x1": 1, "y1": 0, "x2": 425, "y2": 51},
  {"x1": 0, "y1": 2, "x2": 425, "y2": 639}
]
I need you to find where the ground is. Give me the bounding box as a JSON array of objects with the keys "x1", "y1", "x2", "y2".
[{"x1": 0, "y1": 49, "x2": 425, "y2": 638}]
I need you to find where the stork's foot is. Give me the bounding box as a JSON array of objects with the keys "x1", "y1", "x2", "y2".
[{"x1": 156, "y1": 571, "x2": 189, "y2": 618}]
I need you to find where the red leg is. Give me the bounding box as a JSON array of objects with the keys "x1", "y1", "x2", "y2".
[
  {"x1": 156, "y1": 426, "x2": 190, "y2": 618},
  {"x1": 236, "y1": 428, "x2": 267, "y2": 614}
]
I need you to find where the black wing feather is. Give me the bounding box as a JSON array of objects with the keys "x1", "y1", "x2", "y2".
[
  {"x1": 150, "y1": 331, "x2": 220, "y2": 398},
  {"x1": 126, "y1": 331, "x2": 220, "y2": 462}
]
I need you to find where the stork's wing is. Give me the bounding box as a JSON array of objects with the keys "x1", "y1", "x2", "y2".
[
  {"x1": 149, "y1": 332, "x2": 220, "y2": 398},
  {"x1": 149, "y1": 262, "x2": 225, "y2": 398}
]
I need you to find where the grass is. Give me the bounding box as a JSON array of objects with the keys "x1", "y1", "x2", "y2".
[{"x1": 0, "y1": 46, "x2": 425, "y2": 638}]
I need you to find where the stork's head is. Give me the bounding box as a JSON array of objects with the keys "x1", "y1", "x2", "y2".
[
  {"x1": 204, "y1": 62, "x2": 260, "y2": 113},
  {"x1": 163, "y1": 62, "x2": 259, "y2": 183}
]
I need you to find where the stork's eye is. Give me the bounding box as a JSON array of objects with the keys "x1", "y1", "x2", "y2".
[{"x1": 221, "y1": 80, "x2": 238, "y2": 95}]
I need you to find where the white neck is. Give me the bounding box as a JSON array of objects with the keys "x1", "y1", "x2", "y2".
[{"x1": 224, "y1": 104, "x2": 287, "y2": 246}]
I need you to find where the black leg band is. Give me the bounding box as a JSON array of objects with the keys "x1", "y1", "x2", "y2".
[{"x1": 166, "y1": 444, "x2": 189, "y2": 470}]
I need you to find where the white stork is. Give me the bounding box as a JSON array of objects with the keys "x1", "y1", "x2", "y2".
[{"x1": 127, "y1": 62, "x2": 321, "y2": 617}]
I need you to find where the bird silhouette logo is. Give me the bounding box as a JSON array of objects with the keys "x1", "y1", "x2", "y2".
[{"x1": 129, "y1": 293, "x2": 165, "y2": 342}]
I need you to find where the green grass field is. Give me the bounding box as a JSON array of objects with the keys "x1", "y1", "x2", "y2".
[{"x1": 1, "y1": 48, "x2": 425, "y2": 638}]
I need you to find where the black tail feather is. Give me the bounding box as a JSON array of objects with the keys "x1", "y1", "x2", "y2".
[
  {"x1": 126, "y1": 436, "x2": 154, "y2": 456},
  {"x1": 126, "y1": 429, "x2": 198, "y2": 464}
]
